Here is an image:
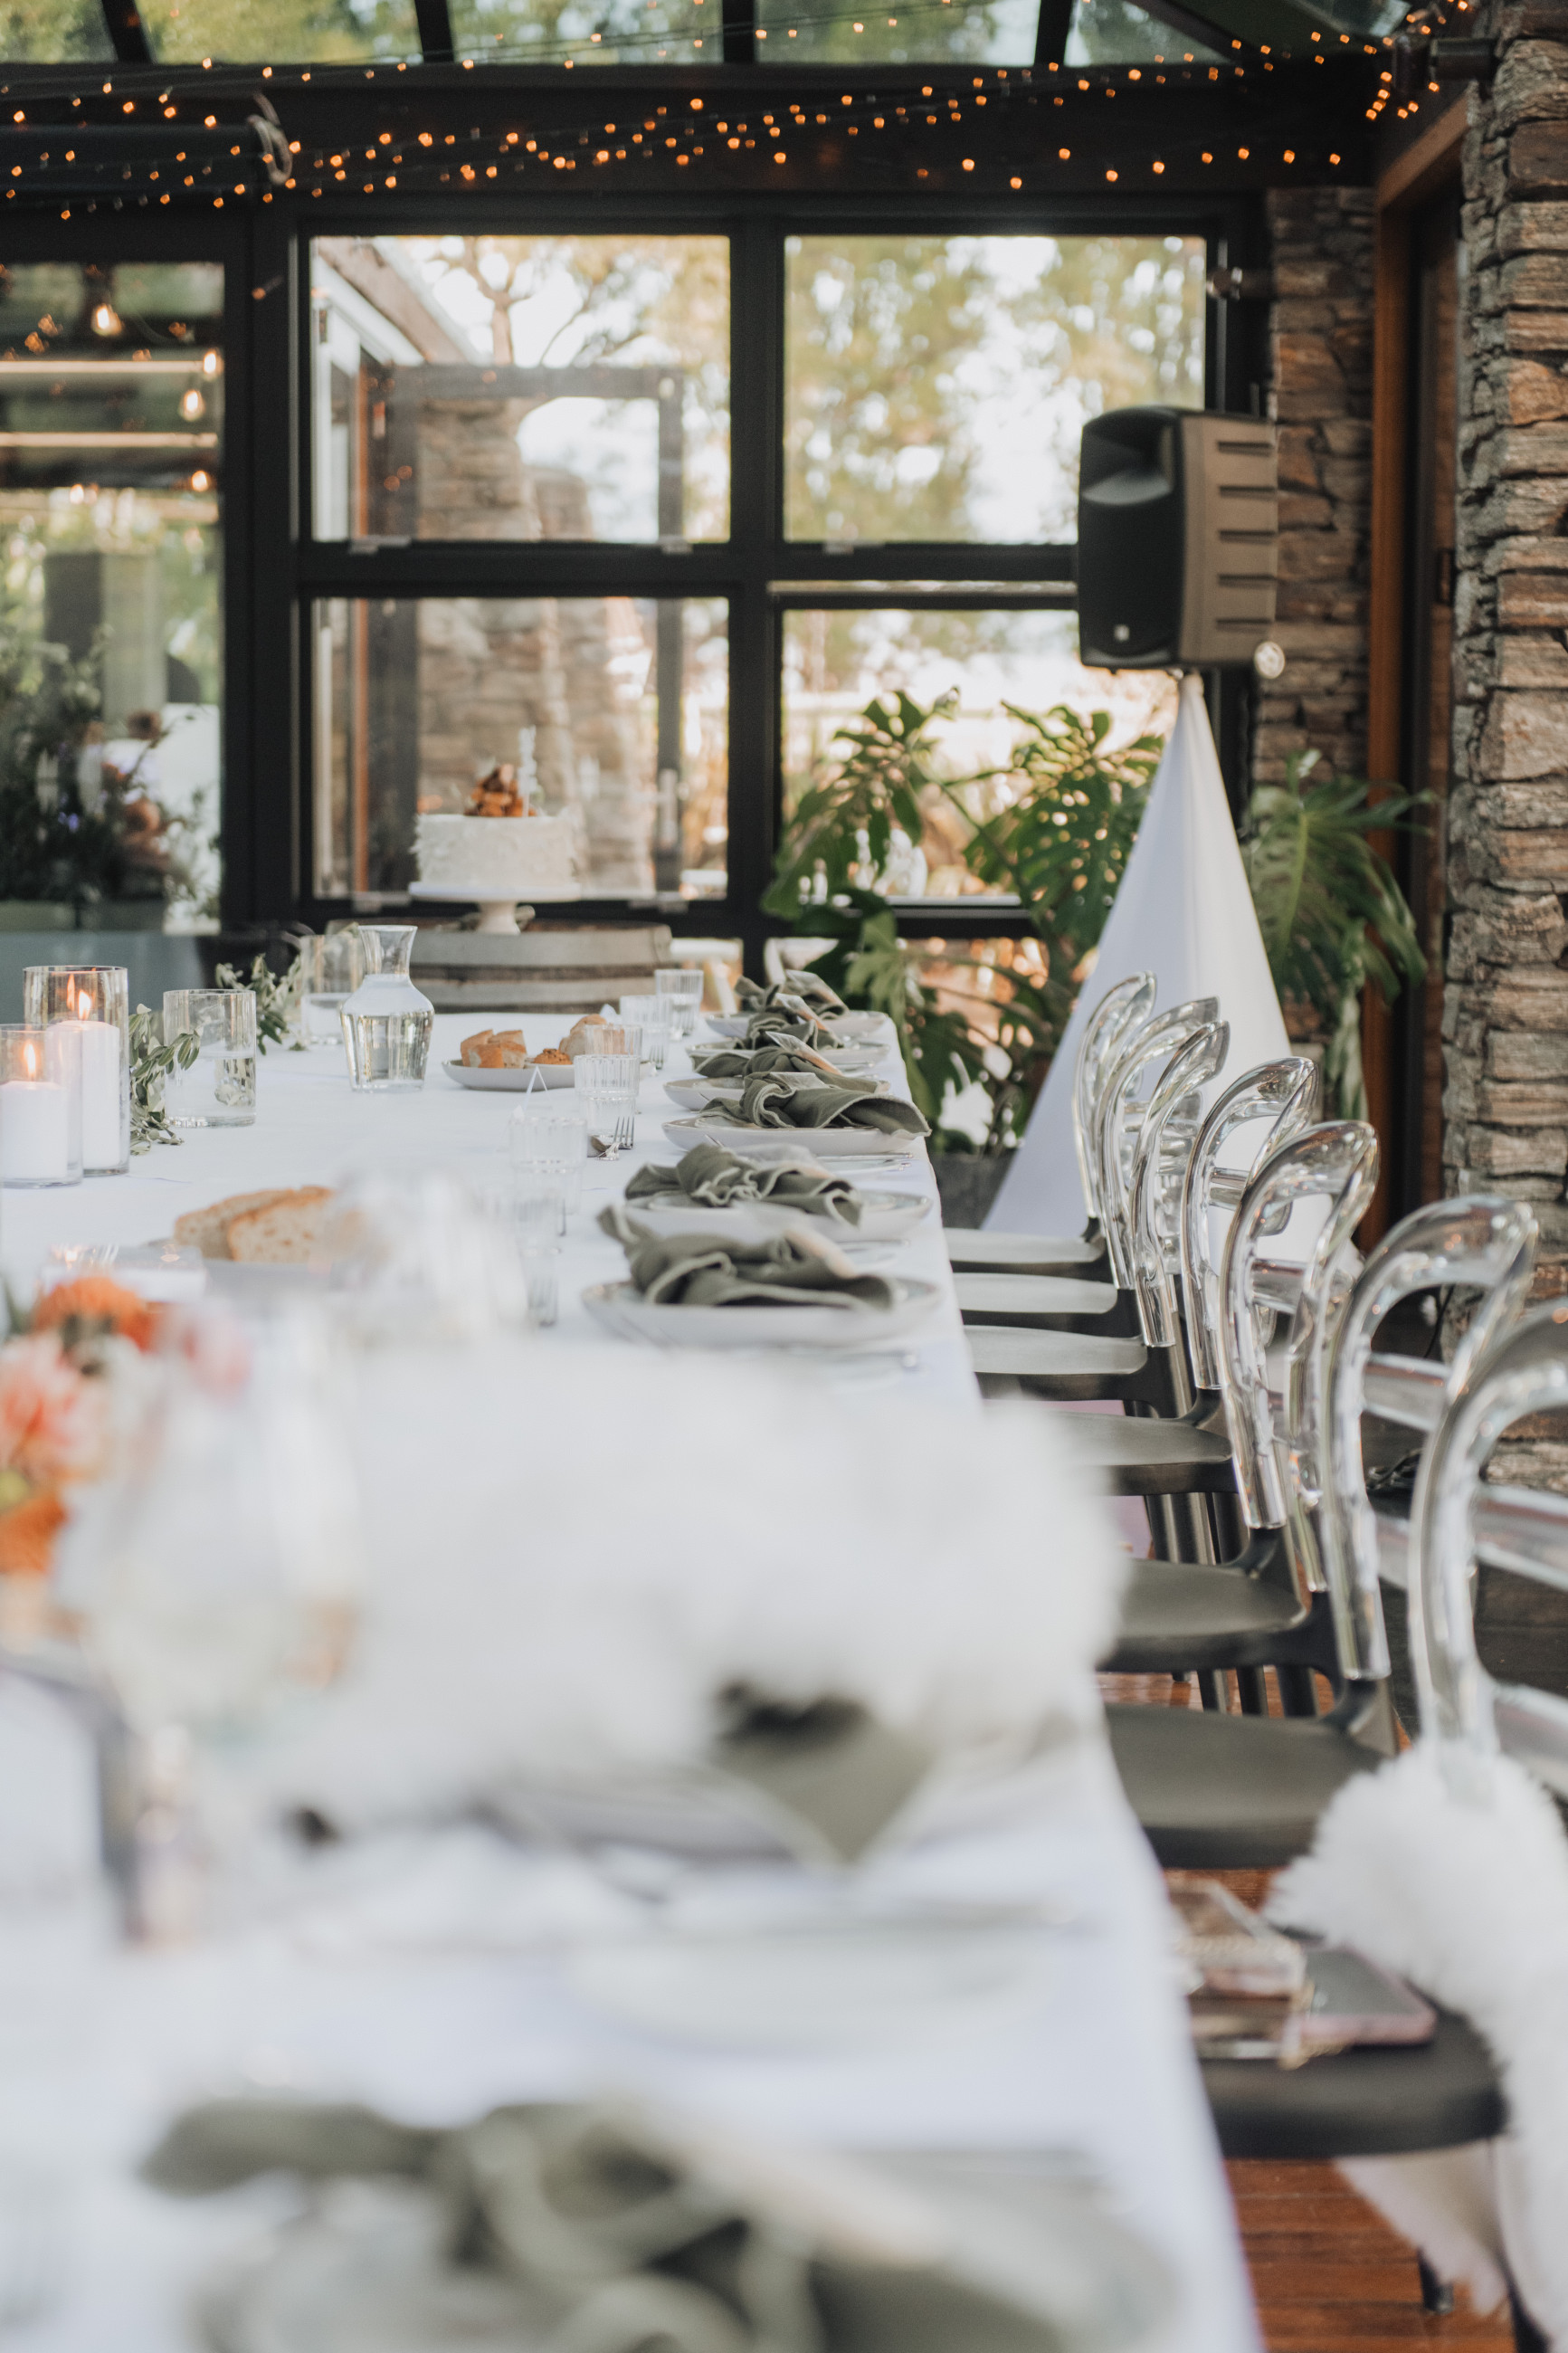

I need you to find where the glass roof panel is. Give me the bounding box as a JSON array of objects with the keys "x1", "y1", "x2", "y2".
[
  {"x1": 450, "y1": 0, "x2": 718, "y2": 64},
  {"x1": 1064, "y1": 2, "x2": 1223, "y2": 63},
  {"x1": 0, "y1": 0, "x2": 113, "y2": 60},
  {"x1": 140, "y1": 0, "x2": 421, "y2": 64},
  {"x1": 754, "y1": 0, "x2": 1036, "y2": 64},
  {"x1": 1307, "y1": 0, "x2": 1409, "y2": 31}
]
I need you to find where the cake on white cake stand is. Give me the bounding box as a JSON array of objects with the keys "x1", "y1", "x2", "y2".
[{"x1": 408, "y1": 881, "x2": 582, "y2": 937}]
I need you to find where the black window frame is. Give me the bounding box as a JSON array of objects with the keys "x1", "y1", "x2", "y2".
[{"x1": 286, "y1": 185, "x2": 1260, "y2": 968}]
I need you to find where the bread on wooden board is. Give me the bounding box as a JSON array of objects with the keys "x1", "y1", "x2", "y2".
[
  {"x1": 226, "y1": 1187, "x2": 336, "y2": 1266},
  {"x1": 174, "y1": 1189, "x2": 296, "y2": 1262}
]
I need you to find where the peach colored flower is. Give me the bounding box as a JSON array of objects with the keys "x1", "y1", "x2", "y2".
[
  {"x1": 0, "y1": 1490, "x2": 67, "y2": 1577},
  {"x1": 0, "y1": 1337, "x2": 105, "y2": 1485},
  {"x1": 33, "y1": 1276, "x2": 161, "y2": 1355}
]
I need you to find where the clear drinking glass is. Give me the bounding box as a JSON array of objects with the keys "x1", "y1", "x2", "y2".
[
  {"x1": 338, "y1": 926, "x2": 434, "y2": 1093},
  {"x1": 579, "y1": 1021, "x2": 642, "y2": 1066},
  {"x1": 22, "y1": 966, "x2": 130, "y2": 1174},
  {"x1": 509, "y1": 1100, "x2": 586, "y2": 1222},
  {"x1": 294, "y1": 929, "x2": 365, "y2": 1050},
  {"x1": 0, "y1": 1025, "x2": 81, "y2": 1187},
  {"x1": 513, "y1": 1180, "x2": 564, "y2": 1329},
  {"x1": 656, "y1": 967, "x2": 704, "y2": 1038},
  {"x1": 161, "y1": 991, "x2": 258, "y2": 1129},
  {"x1": 574, "y1": 1053, "x2": 638, "y2": 1154},
  {"x1": 620, "y1": 994, "x2": 671, "y2": 1072}
]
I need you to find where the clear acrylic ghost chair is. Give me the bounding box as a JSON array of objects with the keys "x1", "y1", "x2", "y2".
[
  {"x1": 1205, "y1": 1309, "x2": 1568, "y2": 2353},
  {"x1": 966, "y1": 1021, "x2": 1227, "y2": 1407},
  {"x1": 968, "y1": 1053, "x2": 1313, "y2": 1431},
  {"x1": 1107, "y1": 1119, "x2": 1383, "y2": 1714},
  {"x1": 1105, "y1": 1122, "x2": 1407, "y2": 1871},
  {"x1": 945, "y1": 971, "x2": 1155, "y2": 1277},
  {"x1": 1320, "y1": 1198, "x2": 1538, "y2": 1690},
  {"x1": 1408, "y1": 1300, "x2": 1568, "y2": 1801},
  {"x1": 955, "y1": 995, "x2": 1220, "y2": 1340}
]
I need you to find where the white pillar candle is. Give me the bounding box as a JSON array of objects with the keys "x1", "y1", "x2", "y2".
[
  {"x1": 67, "y1": 1018, "x2": 124, "y2": 1169},
  {"x1": 0, "y1": 1078, "x2": 69, "y2": 1184}
]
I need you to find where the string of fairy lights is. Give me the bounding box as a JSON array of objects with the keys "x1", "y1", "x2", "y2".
[{"x1": 0, "y1": 1, "x2": 1475, "y2": 212}]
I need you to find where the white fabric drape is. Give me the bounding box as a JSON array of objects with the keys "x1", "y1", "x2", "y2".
[{"x1": 988, "y1": 672, "x2": 1288, "y2": 1235}]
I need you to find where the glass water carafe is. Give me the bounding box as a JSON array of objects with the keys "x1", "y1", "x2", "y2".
[{"x1": 339, "y1": 926, "x2": 433, "y2": 1093}]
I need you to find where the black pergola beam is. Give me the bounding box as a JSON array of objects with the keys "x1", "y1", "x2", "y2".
[
  {"x1": 1034, "y1": 0, "x2": 1073, "y2": 68},
  {"x1": 99, "y1": 0, "x2": 152, "y2": 63},
  {"x1": 413, "y1": 0, "x2": 455, "y2": 64}
]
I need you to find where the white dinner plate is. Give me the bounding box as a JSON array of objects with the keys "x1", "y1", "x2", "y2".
[
  {"x1": 442, "y1": 1059, "x2": 576, "y2": 1091},
  {"x1": 663, "y1": 1113, "x2": 922, "y2": 1159},
  {"x1": 582, "y1": 1275, "x2": 940, "y2": 1352},
  {"x1": 704, "y1": 1011, "x2": 891, "y2": 1045},
  {"x1": 622, "y1": 1191, "x2": 931, "y2": 1246}
]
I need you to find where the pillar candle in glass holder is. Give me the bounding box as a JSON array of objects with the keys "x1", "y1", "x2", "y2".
[
  {"x1": 0, "y1": 1024, "x2": 81, "y2": 1187},
  {"x1": 22, "y1": 967, "x2": 130, "y2": 1175}
]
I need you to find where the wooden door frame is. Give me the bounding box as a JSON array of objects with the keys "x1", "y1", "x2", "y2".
[{"x1": 1359, "y1": 98, "x2": 1468, "y2": 1244}]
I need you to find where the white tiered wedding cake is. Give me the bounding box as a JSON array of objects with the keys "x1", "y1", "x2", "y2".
[{"x1": 410, "y1": 763, "x2": 581, "y2": 933}]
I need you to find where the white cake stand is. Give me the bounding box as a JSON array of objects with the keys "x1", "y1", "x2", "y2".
[{"x1": 408, "y1": 881, "x2": 583, "y2": 936}]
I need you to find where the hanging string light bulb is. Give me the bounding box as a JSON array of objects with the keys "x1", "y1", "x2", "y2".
[{"x1": 90, "y1": 299, "x2": 120, "y2": 336}]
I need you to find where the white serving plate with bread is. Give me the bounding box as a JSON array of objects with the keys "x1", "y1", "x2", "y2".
[
  {"x1": 442, "y1": 1060, "x2": 576, "y2": 1092},
  {"x1": 172, "y1": 1186, "x2": 336, "y2": 1265}
]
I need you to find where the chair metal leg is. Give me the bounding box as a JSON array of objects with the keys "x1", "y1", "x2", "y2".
[
  {"x1": 1417, "y1": 2258, "x2": 1454, "y2": 2316},
  {"x1": 1235, "y1": 1667, "x2": 1268, "y2": 1716},
  {"x1": 1197, "y1": 1671, "x2": 1231, "y2": 1712},
  {"x1": 1275, "y1": 1664, "x2": 1319, "y2": 1718}
]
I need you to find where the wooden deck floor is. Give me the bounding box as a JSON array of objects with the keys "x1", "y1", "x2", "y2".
[{"x1": 1231, "y1": 2161, "x2": 1511, "y2": 2350}]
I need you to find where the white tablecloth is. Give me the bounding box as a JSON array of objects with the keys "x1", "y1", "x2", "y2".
[{"x1": 0, "y1": 1010, "x2": 1259, "y2": 2353}]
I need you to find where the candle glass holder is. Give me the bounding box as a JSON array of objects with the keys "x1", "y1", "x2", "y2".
[
  {"x1": 0, "y1": 1025, "x2": 81, "y2": 1188},
  {"x1": 22, "y1": 967, "x2": 131, "y2": 1175},
  {"x1": 161, "y1": 990, "x2": 258, "y2": 1129}
]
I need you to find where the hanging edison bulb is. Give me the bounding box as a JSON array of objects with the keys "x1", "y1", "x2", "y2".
[
  {"x1": 180, "y1": 387, "x2": 205, "y2": 421},
  {"x1": 90, "y1": 300, "x2": 122, "y2": 338}
]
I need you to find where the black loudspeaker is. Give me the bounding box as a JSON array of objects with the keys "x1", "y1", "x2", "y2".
[{"x1": 1076, "y1": 406, "x2": 1278, "y2": 670}]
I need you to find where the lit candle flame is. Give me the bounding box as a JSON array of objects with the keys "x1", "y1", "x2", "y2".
[{"x1": 23, "y1": 1041, "x2": 38, "y2": 1080}]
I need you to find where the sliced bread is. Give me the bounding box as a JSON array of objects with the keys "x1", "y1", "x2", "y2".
[
  {"x1": 225, "y1": 1186, "x2": 336, "y2": 1267},
  {"x1": 174, "y1": 1188, "x2": 296, "y2": 1262}
]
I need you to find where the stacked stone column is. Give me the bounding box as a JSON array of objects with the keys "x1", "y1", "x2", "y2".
[{"x1": 1448, "y1": 3, "x2": 1568, "y2": 1329}]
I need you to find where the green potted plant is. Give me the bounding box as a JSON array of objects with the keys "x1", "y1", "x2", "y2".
[{"x1": 1241, "y1": 748, "x2": 1427, "y2": 1120}]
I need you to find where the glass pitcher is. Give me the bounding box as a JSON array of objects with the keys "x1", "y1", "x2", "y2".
[{"x1": 339, "y1": 926, "x2": 433, "y2": 1093}]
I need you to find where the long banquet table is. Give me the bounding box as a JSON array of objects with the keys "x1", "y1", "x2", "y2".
[{"x1": 0, "y1": 1010, "x2": 1260, "y2": 2353}]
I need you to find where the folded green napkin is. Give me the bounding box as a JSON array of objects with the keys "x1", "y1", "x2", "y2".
[
  {"x1": 600, "y1": 1206, "x2": 896, "y2": 1310},
  {"x1": 625, "y1": 1144, "x2": 863, "y2": 1225},
  {"x1": 736, "y1": 971, "x2": 847, "y2": 1015},
  {"x1": 739, "y1": 1003, "x2": 837, "y2": 1048},
  {"x1": 704, "y1": 1075, "x2": 929, "y2": 1138},
  {"x1": 145, "y1": 2094, "x2": 1103, "y2": 2353},
  {"x1": 692, "y1": 1042, "x2": 835, "y2": 1081}
]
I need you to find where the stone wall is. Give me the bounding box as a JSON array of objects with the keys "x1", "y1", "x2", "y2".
[
  {"x1": 1254, "y1": 187, "x2": 1378, "y2": 788},
  {"x1": 1446, "y1": 2, "x2": 1568, "y2": 1331}
]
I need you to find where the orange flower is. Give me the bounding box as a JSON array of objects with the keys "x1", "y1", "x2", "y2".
[
  {"x1": 0, "y1": 1336, "x2": 104, "y2": 1484},
  {"x1": 0, "y1": 1489, "x2": 67, "y2": 1577},
  {"x1": 33, "y1": 1276, "x2": 160, "y2": 1353}
]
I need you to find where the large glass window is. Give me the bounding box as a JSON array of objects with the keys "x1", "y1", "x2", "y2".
[
  {"x1": 784, "y1": 233, "x2": 1207, "y2": 544},
  {"x1": 783, "y1": 606, "x2": 1175, "y2": 894},
  {"x1": 0, "y1": 262, "x2": 223, "y2": 929},
  {"x1": 314, "y1": 597, "x2": 727, "y2": 900},
  {"x1": 1063, "y1": 2, "x2": 1222, "y2": 62},
  {"x1": 310, "y1": 236, "x2": 730, "y2": 544},
  {"x1": 0, "y1": 0, "x2": 111, "y2": 58}
]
